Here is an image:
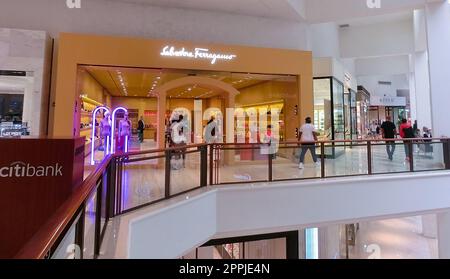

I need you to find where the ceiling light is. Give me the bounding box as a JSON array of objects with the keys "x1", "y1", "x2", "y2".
[{"x1": 156, "y1": 76, "x2": 161, "y2": 80}]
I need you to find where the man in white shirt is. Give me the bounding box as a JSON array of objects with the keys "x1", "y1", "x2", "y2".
[{"x1": 298, "y1": 117, "x2": 319, "y2": 169}]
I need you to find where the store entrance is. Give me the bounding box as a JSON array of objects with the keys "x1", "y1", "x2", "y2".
[{"x1": 76, "y1": 66, "x2": 299, "y2": 164}]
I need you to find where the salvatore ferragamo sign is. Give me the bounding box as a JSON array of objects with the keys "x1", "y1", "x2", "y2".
[{"x1": 160, "y1": 45, "x2": 237, "y2": 64}]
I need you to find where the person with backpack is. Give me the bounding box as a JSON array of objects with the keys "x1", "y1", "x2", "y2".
[{"x1": 399, "y1": 118, "x2": 415, "y2": 162}]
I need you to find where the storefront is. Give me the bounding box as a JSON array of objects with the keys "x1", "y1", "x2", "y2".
[
  {"x1": 0, "y1": 28, "x2": 52, "y2": 138},
  {"x1": 369, "y1": 95, "x2": 408, "y2": 129},
  {"x1": 356, "y1": 86, "x2": 370, "y2": 139},
  {"x1": 313, "y1": 58, "x2": 357, "y2": 157},
  {"x1": 50, "y1": 33, "x2": 313, "y2": 160}
]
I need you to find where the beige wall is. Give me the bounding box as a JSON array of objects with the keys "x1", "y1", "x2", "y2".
[
  {"x1": 111, "y1": 97, "x2": 158, "y2": 116},
  {"x1": 51, "y1": 33, "x2": 313, "y2": 137},
  {"x1": 81, "y1": 72, "x2": 107, "y2": 103}
]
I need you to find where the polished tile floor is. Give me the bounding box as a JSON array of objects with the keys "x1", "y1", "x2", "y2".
[
  {"x1": 349, "y1": 216, "x2": 438, "y2": 259},
  {"x1": 86, "y1": 142, "x2": 445, "y2": 259},
  {"x1": 116, "y1": 143, "x2": 445, "y2": 211}
]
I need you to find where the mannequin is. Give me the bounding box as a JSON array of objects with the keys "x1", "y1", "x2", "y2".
[
  {"x1": 118, "y1": 112, "x2": 131, "y2": 152},
  {"x1": 99, "y1": 112, "x2": 111, "y2": 152}
]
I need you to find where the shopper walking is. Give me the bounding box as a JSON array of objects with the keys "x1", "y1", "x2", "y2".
[
  {"x1": 380, "y1": 116, "x2": 397, "y2": 161},
  {"x1": 137, "y1": 116, "x2": 145, "y2": 143},
  {"x1": 399, "y1": 118, "x2": 414, "y2": 162},
  {"x1": 298, "y1": 117, "x2": 319, "y2": 169}
]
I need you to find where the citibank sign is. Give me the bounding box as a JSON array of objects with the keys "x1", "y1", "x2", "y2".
[
  {"x1": 0, "y1": 161, "x2": 63, "y2": 178},
  {"x1": 160, "y1": 46, "x2": 237, "y2": 64}
]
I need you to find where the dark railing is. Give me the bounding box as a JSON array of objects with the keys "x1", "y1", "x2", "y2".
[{"x1": 14, "y1": 138, "x2": 450, "y2": 259}]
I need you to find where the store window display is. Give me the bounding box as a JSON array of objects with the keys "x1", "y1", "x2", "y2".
[
  {"x1": 117, "y1": 112, "x2": 131, "y2": 152},
  {"x1": 0, "y1": 93, "x2": 29, "y2": 137},
  {"x1": 99, "y1": 111, "x2": 112, "y2": 152}
]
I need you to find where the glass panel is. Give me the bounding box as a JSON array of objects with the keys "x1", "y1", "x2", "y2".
[
  {"x1": 371, "y1": 142, "x2": 410, "y2": 174},
  {"x1": 83, "y1": 190, "x2": 97, "y2": 259},
  {"x1": 414, "y1": 141, "x2": 446, "y2": 171},
  {"x1": 314, "y1": 79, "x2": 332, "y2": 142},
  {"x1": 244, "y1": 238, "x2": 286, "y2": 259},
  {"x1": 51, "y1": 215, "x2": 80, "y2": 259},
  {"x1": 333, "y1": 79, "x2": 345, "y2": 141},
  {"x1": 170, "y1": 149, "x2": 201, "y2": 195},
  {"x1": 325, "y1": 143, "x2": 368, "y2": 177},
  {"x1": 101, "y1": 171, "x2": 108, "y2": 233},
  {"x1": 274, "y1": 145, "x2": 321, "y2": 180},
  {"x1": 344, "y1": 93, "x2": 351, "y2": 140},
  {"x1": 350, "y1": 90, "x2": 357, "y2": 139},
  {"x1": 121, "y1": 154, "x2": 166, "y2": 211},
  {"x1": 217, "y1": 147, "x2": 268, "y2": 184},
  {"x1": 196, "y1": 244, "x2": 244, "y2": 259}
]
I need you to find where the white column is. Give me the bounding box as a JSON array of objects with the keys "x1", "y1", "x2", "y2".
[
  {"x1": 425, "y1": 2, "x2": 450, "y2": 137},
  {"x1": 414, "y1": 51, "x2": 432, "y2": 130},
  {"x1": 421, "y1": 214, "x2": 438, "y2": 238},
  {"x1": 309, "y1": 22, "x2": 341, "y2": 58},
  {"x1": 437, "y1": 211, "x2": 450, "y2": 259}
]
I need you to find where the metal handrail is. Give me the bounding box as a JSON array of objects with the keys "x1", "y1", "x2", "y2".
[
  {"x1": 13, "y1": 138, "x2": 450, "y2": 259},
  {"x1": 15, "y1": 155, "x2": 114, "y2": 259}
]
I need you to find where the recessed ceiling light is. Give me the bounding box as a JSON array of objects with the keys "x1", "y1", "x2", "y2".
[{"x1": 156, "y1": 76, "x2": 161, "y2": 80}]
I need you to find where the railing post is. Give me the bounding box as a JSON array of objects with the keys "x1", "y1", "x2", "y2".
[
  {"x1": 444, "y1": 139, "x2": 450, "y2": 170},
  {"x1": 165, "y1": 149, "x2": 171, "y2": 199},
  {"x1": 409, "y1": 140, "x2": 414, "y2": 172},
  {"x1": 74, "y1": 204, "x2": 85, "y2": 260},
  {"x1": 200, "y1": 145, "x2": 208, "y2": 187},
  {"x1": 320, "y1": 142, "x2": 325, "y2": 178},
  {"x1": 268, "y1": 152, "x2": 273, "y2": 182},
  {"x1": 209, "y1": 144, "x2": 214, "y2": 185},
  {"x1": 367, "y1": 140, "x2": 372, "y2": 175},
  {"x1": 116, "y1": 157, "x2": 123, "y2": 215},
  {"x1": 94, "y1": 179, "x2": 102, "y2": 259},
  {"x1": 106, "y1": 157, "x2": 114, "y2": 219}
]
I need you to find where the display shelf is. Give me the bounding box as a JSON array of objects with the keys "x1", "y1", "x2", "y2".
[
  {"x1": 81, "y1": 95, "x2": 103, "y2": 106},
  {"x1": 234, "y1": 100, "x2": 285, "y2": 145},
  {"x1": 81, "y1": 111, "x2": 93, "y2": 116}
]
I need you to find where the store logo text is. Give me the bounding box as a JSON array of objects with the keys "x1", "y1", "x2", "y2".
[
  {"x1": 0, "y1": 162, "x2": 63, "y2": 178},
  {"x1": 160, "y1": 46, "x2": 237, "y2": 64}
]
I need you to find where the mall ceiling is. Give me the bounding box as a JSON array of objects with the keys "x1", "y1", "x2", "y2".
[
  {"x1": 106, "y1": 0, "x2": 306, "y2": 21},
  {"x1": 105, "y1": 0, "x2": 437, "y2": 23},
  {"x1": 83, "y1": 66, "x2": 289, "y2": 99}
]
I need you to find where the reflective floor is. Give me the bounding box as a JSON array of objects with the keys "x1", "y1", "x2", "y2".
[
  {"x1": 117, "y1": 143, "x2": 445, "y2": 211},
  {"x1": 349, "y1": 216, "x2": 438, "y2": 259}
]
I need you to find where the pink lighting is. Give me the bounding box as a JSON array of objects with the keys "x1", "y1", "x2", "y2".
[
  {"x1": 90, "y1": 106, "x2": 110, "y2": 165},
  {"x1": 111, "y1": 107, "x2": 129, "y2": 154}
]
